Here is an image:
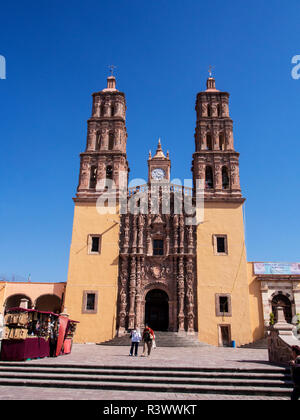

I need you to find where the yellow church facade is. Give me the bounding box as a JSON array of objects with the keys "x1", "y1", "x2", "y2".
[
  {"x1": 3, "y1": 75, "x2": 299, "y2": 348},
  {"x1": 62, "y1": 74, "x2": 300, "y2": 347}
]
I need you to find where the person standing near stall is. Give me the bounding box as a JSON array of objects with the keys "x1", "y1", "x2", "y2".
[{"x1": 0, "y1": 312, "x2": 3, "y2": 353}]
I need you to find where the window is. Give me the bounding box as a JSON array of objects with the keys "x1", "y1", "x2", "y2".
[
  {"x1": 215, "y1": 294, "x2": 232, "y2": 317},
  {"x1": 153, "y1": 239, "x2": 164, "y2": 256},
  {"x1": 86, "y1": 293, "x2": 95, "y2": 310},
  {"x1": 222, "y1": 167, "x2": 229, "y2": 189},
  {"x1": 206, "y1": 133, "x2": 212, "y2": 150},
  {"x1": 217, "y1": 237, "x2": 226, "y2": 253},
  {"x1": 82, "y1": 291, "x2": 98, "y2": 314},
  {"x1": 213, "y1": 235, "x2": 228, "y2": 255},
  {"x1": 88, "y1": 234, "x2": 101, "y2": 254},
  {"x1": 89, "y1": 166, "x2": 97, "y2": 189},
  {"x1": 108, "y1": 132, "x2": 114, "y2": 150},
  {"x1": 205, "y1": 166, "x2": 214, "y2": 189},
  {"x1": 106, "y1": 165, "x2": 113, "y2": 180}
]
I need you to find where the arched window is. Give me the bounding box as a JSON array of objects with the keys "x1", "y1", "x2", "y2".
[
  {"x1": 108, "y1": 132, "x2": 114, "y2": 150},
  {"x1": 96, "y1": 132, "x2": 101, "y2": 150},
  {"x1": 111, "y1": 105, "x2": 115, "y2": 117},
  {"x1": 205, "y1": 166, "x2": 214, "y2": 189},
  {"x1": 219, "y1": 132, "x2": 225, "y2": 150},
  {"x1": 207, "y1": 104, "x2": 212, "y2": 117},
  {"x1": 89, "y1": 165, "x2": 97, "y2": 189},
  {"x1": 217, "y1": 104, "x2": 221, "y2": 117},
  {"x1": 100, "y1": 104, "x2": 105, "y2": 117},
  {"x1": 222, "y1": 167, "x2": 229, "y2": 189},
  {"x1": 106, "y1": 165, "x2": 113, "y2": 180},
  {"x1": 206, "y1": 133, "x2": 212, "y2": 150}
]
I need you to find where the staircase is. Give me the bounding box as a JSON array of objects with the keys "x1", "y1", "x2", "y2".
[
  {"x1": 0, "y1": 362, "x2": 293, "y2": 398},
  {"x1": 98, "y1": 331, "x2": 210, "y2": 347}
]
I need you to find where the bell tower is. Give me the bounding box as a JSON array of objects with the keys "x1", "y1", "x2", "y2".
[
  {"x1": 192, "y1": 76, "x2": 243, "y2": 201},
  {"x1": 76, "y1": 74, "x2": 129, "y2": 200},
  {"x1": 192, "y1": 75, "x2": 252, "y2": 347}
]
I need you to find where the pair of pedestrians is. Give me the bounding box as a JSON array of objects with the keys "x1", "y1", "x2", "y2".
[{"x1": 129, "y1": 324, "x2": 155, "y2": 357}]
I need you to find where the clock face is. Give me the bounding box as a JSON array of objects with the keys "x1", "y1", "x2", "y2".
[{"x1": 151, "y1": 168, "x2": 166, "y2": 180}]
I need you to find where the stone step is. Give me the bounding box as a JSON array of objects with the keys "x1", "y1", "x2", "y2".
[
  {"x1": 0, "y1": 362, "x2": 292, "y2": 396},
  {"x1": 98, "y1": 332, "x2": 210, "y2": 347},
  {"x1": 0, "y1": 377, "x2": 292, "y2": 397},
  {"x1": 0, "y1": 362, "x2": 288, "y2": 374},
  {"x1": 0, "y1": 371, "x2": 293, "y2": 388},
  {"x1": 0, "y1": 366, "x2": 291, "y2": 380}
]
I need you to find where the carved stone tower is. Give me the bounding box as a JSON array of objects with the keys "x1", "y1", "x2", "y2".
[
  {"x1": 192, "y1": 76, "x2": 243, "y2": 201},
  {"x1": 76, "y1": 75, "x2": 129, "y2": 200}
]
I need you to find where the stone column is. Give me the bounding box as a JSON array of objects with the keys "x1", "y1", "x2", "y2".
[
  {"x1": 118, "y1": 255, "x2": 128, "y2": 336},
  {"x1": 128, "y1": 256, "x2": 136, "y2": 330},
  {"x1": 261, "y1": 281, "x2": 270, "y2": 335},
  {"x1": 177, "y1": 256, "x2": 185, "y2": 333},
  {"x1": 186, "y1": 257, "x2": 195, "y2": 335}
]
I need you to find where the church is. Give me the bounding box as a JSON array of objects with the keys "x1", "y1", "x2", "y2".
[{"x1": 60, "y1": 73, "x2": 300, "y2": 347}]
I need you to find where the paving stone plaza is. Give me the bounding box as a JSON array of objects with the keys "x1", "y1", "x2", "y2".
[{"x1": 0, "y1": 344, "x2": 292, "y2": 400}]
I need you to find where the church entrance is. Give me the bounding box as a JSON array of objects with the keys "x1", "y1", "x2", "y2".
[{"x1": 145, "y1": 289, "x2": 169, "y2": 331}]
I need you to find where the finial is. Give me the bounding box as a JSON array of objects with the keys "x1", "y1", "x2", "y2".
[
  {"x1": 149, "y1": 150, "x2": 152, "y2": 159},
  {"x1": 153, "y1": 138, "x2": 166, "y2": 159},
  {"x1": 208, "y1": 65, "x2": 214, "y2": 78},
  {"x1": 108, "y1": 64, "x2": 117, "y2": 76}
]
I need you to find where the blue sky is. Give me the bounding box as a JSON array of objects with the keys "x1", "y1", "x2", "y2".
[{"x1": 0, "y1": 0, "x2": 299, "y2": 282}]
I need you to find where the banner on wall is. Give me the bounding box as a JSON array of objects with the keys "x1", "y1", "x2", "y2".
[{"x1": 254, "y1": 262, "x2": 300, "y2": 275}]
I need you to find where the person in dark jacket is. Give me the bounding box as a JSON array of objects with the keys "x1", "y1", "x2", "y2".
[
  {"x1": 290, "y1": 345, "x2": 300, "y2": 400},
  {"x1": 141, "y1": 324, "x2": 155, "y2": 357}
]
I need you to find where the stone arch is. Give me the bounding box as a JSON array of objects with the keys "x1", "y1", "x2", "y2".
[
  {"x1": 4, "y1": 294, "x2": 33, "y2": 311},
  {"x1": 35, "y1": 294, "x2": 62, "y2": 313},
  {"x1": 270, "y1": 292, "x2": 293, "y2": 324}
]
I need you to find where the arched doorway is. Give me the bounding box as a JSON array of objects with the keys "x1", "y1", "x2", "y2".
[
  {"x1": 271, "y1": 294, "x2": 292, "y2": 324},
  {"x1": 145, "y1": 289, "x2": 169, "y2": 331}
]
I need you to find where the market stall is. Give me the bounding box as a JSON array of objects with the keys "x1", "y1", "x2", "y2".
[{"x1": 0, "y1": 308, "x2": 78, "y2": 361}]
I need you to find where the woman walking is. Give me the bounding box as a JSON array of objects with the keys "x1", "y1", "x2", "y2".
[
  {"x1": 141, "y1": 324, "x2": 155, "y2": 357},
  {"x1": 129, "y1": 328, "x2": 142, "y2": 357}
]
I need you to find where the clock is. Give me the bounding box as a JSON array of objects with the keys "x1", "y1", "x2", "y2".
[{"x1": 151, "y1": 168, "x2": 166, "y2": 180}]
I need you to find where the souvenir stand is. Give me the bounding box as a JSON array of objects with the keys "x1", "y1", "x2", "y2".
[{"x1": 0, "y1": 307, "x2": 78, "y2": 361}]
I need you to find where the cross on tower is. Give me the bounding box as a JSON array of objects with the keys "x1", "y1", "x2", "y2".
[
  {"x1": 108, "y1": 64, "x2": 117, "y2": 76},
  {"x1": 208, "y1": 65, "x2": 214, "y2": 77}
]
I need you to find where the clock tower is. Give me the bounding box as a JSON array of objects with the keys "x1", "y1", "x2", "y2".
[{"x1": 148, "y1": 139, "x2": 171, "y2": 184}]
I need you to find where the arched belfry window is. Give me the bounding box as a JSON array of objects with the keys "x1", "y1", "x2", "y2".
[
  {"x1": 106, "y1": 165, "x2": 113, "y2": 180},
  {"x1": 108, "y1": 132, "x2": 114, "y2": 150},
  {"x1": 111, "y1": 105, "x2": 115, "y2": 117},
  {"x1": 205, "y1": 166, "x2": 214, "y2": 189},
  {"x1": 222, "y1": 167, "x2": 229, "y2": 189},
  {"x1": 217, "y1": 104, "x2": 221, "y2": 117},
  {"x1": 206, "y1": 133, "x2": 212, "y2": 150},
  {"x1": 89, "y1": 165, "x2": 97, "y2": 189},
  {"x1": 207, "y1": 104, "x2": 212, "y2": 118},
  {"x1": 96, "y1": 132, "x2": 101, "y2": 150},
  {"x1": 219, "y1": 132, "x2": 225, "y2": 151},
  {"x1": 100, "y1": 104, "x2": 105, "y2": 117}
]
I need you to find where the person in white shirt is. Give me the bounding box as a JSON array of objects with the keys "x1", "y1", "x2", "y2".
[{"x1": 129, "y1": 328, "x2": 142, "y2": 357}]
